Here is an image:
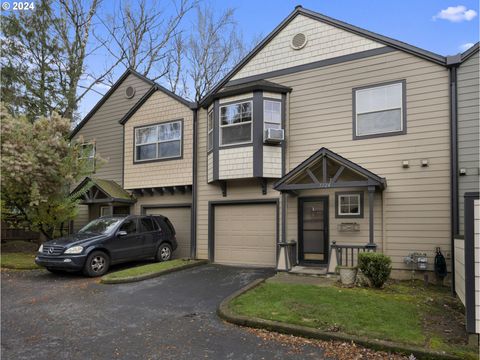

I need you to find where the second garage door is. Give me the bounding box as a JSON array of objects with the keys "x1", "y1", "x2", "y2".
[
  {"x1": 214, "y1": 203, "x2": 277, "y2": 267},
  {"x1": 145, "y1": 207, "x2": 191, "y2": 259}
]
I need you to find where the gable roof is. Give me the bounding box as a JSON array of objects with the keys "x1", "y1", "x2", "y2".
[
  {"x1": 461, "y1": 42, "x2": 479, "y2": 62},
  {"x1": 273, "y1": 147, "x2": 387, "y2": 191},
  {"x1": 199, "y1": 6, "x2": 447, "y2": 106},
  {"x1": 119, "y1": 82, "x2": 196, "y2": 125},
  {"x1": 70, "y1": 68, "x2": 194, "y2": 138},
  {"x1": 71, "y1": 177, "x2": 135, "y2": 204}
]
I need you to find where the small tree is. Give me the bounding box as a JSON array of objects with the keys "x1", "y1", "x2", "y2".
[{"x1": 0, "y1": 107, "x2": 96, "y2": 240}]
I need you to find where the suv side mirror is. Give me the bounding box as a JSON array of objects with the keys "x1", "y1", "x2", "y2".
[{"x1": 117, "y1": 230, "x2": 128, "y2": 237}]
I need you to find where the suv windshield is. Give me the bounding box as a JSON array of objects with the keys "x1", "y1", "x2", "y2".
[{"x1": 79, "y1": 218, "x2": 123, "y2": 235}]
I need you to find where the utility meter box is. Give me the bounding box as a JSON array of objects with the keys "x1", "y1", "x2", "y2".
[{"x1": 416, "y1": 256, "x2": 428, "y2": 270}]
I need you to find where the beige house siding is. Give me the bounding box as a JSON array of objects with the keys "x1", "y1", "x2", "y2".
[
  {"x1": 263, "y1": 146, "x2": 282, "y2": 178},
  {"x1": 73, "y1": 73, "x2": 152, "y2": 185},
  {"x1": 131, "y1": 192, "x2": 192, "y2": 214},
  {"x1": 196, "y1": 109, "x2": 280, "y2": 260},
  {"x1": 207, "y1": 153, "x2": 214, "y2": 183},
  {"x1": 286, "y1": 189, "x2": 383, "y2": 253},
  {"x1": 218, "y1": 93, "x2": 253, "y2": 104},
  {"x1": 269, "y1": 49, "x2": 450, "y2": 271},
  {"x1": 218, "y1": 147, "x2": 253, "y2": 179},
  {"x1": 123, "y1": 90, "x2": 193, "y2": 189},
  {"x1": 231, "y1": 14, "x2": 383, "y2": 81},
  {"x1": 457, "y1": 51, "x2": 479, "y2": 234}
]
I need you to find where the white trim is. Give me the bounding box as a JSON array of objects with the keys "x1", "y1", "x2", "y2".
[
  {"x1": 337, "y1": 194, "x2": 361, "y2": 216},
  {"x1": 354, "y1": 82, "x2": 403, "y2": 137}
]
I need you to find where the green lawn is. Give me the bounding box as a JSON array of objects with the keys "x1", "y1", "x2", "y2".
[
  {"x1": 229, "y1": 280, "x2": 477, "y2": 359},
  {"x1": 1, "y1": 252, "x2": 41, "y2": 270},
  {"x1": 102, "y1": 259, "x2": 201, "y2": 282}
]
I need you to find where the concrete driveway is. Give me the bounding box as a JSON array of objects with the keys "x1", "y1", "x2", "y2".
[{"x1": 1, "y1": 264, "x2": 325, "y2": 359}]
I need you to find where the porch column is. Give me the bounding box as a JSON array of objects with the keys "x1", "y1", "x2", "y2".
[
  {"x1": 108, "y1": 203, "x2": 114, "y2": 216},
  {"x1": 368, "y1": 186, "x2": 375, "y2": 245}
]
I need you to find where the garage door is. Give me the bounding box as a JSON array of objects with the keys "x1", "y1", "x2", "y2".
[
  {"x1": 145, "y1": 207, "x2": 191, "y2": 259},
  {"x1": 214, "y1": 203, "x2": 276, "y2": 267}
]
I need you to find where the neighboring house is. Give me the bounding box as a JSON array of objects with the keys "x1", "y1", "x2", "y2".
[
  {"x1": 452, "y1": 43, "x2": 479, "y2": 336},
  {"x1": 70, "y1": 69, "x2": 153, "y2": 231},
  {"x1": 456, "y1": 43, "x2": 479, "y2": 236},
  {"x1": 70, "y1": 68, "x2": 196, "y2": 259},
  {"x1": 70, "y1": 6, "x2": 479, "y2": 278}
]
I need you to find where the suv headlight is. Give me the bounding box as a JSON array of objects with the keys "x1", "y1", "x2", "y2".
[
  {"x1": 38, "y1": 245, "x2": 43, "y2": 253},
  {"x1": 64, "y1": 246, "x2": 83, "y2": 254}
]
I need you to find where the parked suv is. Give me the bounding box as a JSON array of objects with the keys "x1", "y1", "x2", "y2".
[{"x1": 35, "y1": 215, "x2": 177, "y2": 277}]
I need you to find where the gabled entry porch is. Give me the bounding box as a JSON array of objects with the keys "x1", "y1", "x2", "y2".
[
  {"x1": 273, "y1": 148, "x2": 386, "y2": 273},
  {"x1": 70, "y1": 177, "x2": 136, "y2": 224}
]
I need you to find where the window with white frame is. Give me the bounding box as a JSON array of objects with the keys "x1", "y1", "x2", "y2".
[
  {"x1": 336, "y1": 192, "x2": 363, "y2": 218},
  {"x1": 135, "y1": 120, "x2": 182, "y2": 162},
  {"x1": 354, "y1": 81, "x2": 404, "y2": 138},
  {"x1": 207, "y1": 110, "x2": 214, "y2": 151},
  {"x1": 263, "y1": 100, "x2": 281, "y2": 133},
  {"x1": 219, "y1": 101, "x2": 252, "y2": 146},
  {"x1": 80, "y1": 142, "x2": 95, "y2": 171}
]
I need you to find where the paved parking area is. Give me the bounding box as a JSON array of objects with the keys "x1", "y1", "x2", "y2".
[{"x1": 1, "y1": 264, "x2": 325, "y2": 359}]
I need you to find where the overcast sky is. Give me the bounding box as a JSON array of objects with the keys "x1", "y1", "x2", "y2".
[{"x1": 78, "y1": 0, "x2": 479, "y2": 117}]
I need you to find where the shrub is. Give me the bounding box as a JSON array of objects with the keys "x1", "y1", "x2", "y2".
[{"x1": 357, "y1": 252, "x2": 392, "y2": 288}]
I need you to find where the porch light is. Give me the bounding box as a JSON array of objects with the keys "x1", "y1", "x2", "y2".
[{"x1": 402, "y1": 160, "x2": 409, "y2": 168}]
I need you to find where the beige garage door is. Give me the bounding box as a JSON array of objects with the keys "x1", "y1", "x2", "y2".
[
  {"x1": 214, "y1": 203, "x2": 276, "y2": 267},
  {"x1": 145, "y1": 207, "x2": 191, "y2": 259}
]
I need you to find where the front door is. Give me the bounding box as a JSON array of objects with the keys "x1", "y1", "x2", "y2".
[{"x1": 299, "y1": 197, "x2": 329, "y2": 265}]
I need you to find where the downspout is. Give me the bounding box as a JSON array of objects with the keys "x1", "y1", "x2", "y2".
[
  {"x1": 190, "y1": 106, "x2": 198, "y2": 259},
  {"x1": 448, "y1": 59, "x2": 459, "y2": 294}
]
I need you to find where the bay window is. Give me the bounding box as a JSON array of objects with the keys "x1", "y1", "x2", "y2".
[
  {"x1": 219, "y1": 101, "x2": 252, "y2": 146},
  {"x1": 263, "y1": 100, "x2": 282, "y2": 132}
]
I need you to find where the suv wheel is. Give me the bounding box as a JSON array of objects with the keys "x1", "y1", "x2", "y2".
[
  {"x1": 83, "y1": 251, "x2": 110, "y2": 277},
  {"x1": 156, "y1": 243, "x2": 172, "y2": 262}
]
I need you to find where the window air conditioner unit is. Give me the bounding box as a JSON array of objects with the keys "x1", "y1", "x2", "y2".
[{"x1": 264, "y1": 128, "x2": 284, "y2": 144}]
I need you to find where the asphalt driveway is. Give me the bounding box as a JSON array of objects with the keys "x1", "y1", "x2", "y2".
[{"x1": 1, "y1": 264, "x2": 325, "y2": 360}]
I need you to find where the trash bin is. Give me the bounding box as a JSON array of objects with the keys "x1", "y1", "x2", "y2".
[{"x1": 277, "y1": 240, "x2": 297, "y2": 271}]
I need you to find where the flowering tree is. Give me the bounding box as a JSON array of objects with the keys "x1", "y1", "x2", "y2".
[{"x1": 1, "y1": 107, "x2": 96, "y2": 240}]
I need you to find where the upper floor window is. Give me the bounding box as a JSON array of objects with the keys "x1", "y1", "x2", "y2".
[
  {"x1": 207, "y1": 110, "x2": 214, "y2": 151},
  {"x1": 264, "y1": 100, "x2": 281, "y2": 132},
  {"x1": 353, "y1": 81, "x2": 405, "y2": 139},
  {"x1": 80, "y1": 142, "x2": 95, "y2": 172},
  {"x1": 219, "y1": 101, "x2": 252, "y2": 146},
  {"x1": 135, "y1": 120, "x2": 182, "y2": 162}
]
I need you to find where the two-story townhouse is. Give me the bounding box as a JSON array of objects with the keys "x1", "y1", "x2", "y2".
[
  {"x1": 195, "y1": 6, "x2": 458, "y2": 277},
  {"x1": 70, "y1": 69, "x2": 196, "y2": 259},
  {"x1": 70, "y1": 69, "x2": 152, "y2": 230},
  {"x1": 71, "y1": 6, "x2": 478, "y2": 278}
]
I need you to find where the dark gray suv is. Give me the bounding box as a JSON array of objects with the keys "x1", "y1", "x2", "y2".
[{"x1": 35, "y1": 215, "x2": 178, "y2": 277}]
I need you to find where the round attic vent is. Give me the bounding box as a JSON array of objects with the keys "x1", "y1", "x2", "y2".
[
  {"x1": 125, "y1": 86, "x2": 136, "y2": 99},
  {"x1": 291, "y1": 33, "x2": 307, "y2": 50}
]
